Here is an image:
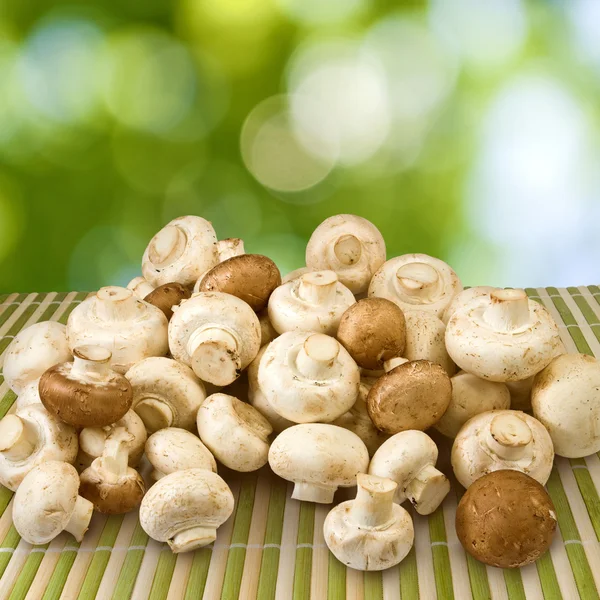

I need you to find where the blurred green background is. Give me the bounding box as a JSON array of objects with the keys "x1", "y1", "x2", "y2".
[{"x1": 1, "y1": 0, "x2": 599, "y2": 293}]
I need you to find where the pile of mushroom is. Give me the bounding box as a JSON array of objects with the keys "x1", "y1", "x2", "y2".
[{"x1": 4, "y1": 211, "x2": 592, "y2": 574}]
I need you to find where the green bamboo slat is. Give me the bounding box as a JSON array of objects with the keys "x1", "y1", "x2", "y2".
[
  {"x1": 293, "y1": 502, "x2": 315, "y2": 600},
  {"x1": 327, "y1": 554, "x2": 346, "y2": 600},
  {"x1": 428, "y1": 506, "x2": 454, "y2": 599},
  {"x1": 568, "y1": 287, "x2": 600, "y2": 344},
  {"x1": 546, "y1": 467, "x2": 599, "y2": 599},
  {"x1": 184, "y1": 548, "x2": 212, "y2": 600},
  {"x1": 503, "y1": 569, "x2": 526, "y2": 600},
  {"x1": 363, "y1": 570, "x2": 382, "y2": 599},
  {"x1": 148, "y1": 549, "x2": 177, "y2": 600},
  {"x1": 111, "y1": 523, "x2": 149, "y2": 600},
  {"x1": 42, "y1": 541, "x2": 79, "y2": 600},
  {"x1": 57, "y1": 292, "x2": 88, "y2": 324},
  {"x1": 8, "y1": 544, "x2": 49, "y2": 600},
  {"x1": 0, "y1": 525, "x2": 22, "y2": 579},
  {"x1": 36, "y1": 301, "x2": 65, "y2": 324},
  {"x1": 53, "y1": 292, "x2": 68, "y2": 302},
  {"x1": 0, "y1": 294, "x2": 9, "y2": 303},
  {"x1": 78, "y1": 515, "x2": 124, "y2": 600},
  {"x1": 3, "y1": 297, "x2": 41, "y2": 337},
  {"x1": 0, "y1": 390, "x2": 17, "y2": 419},
  {"x1": 0, "y1": 485, "x2": 13, "y2": 517},
  {"x1": 399, "y1": 546, "x2": 418, "y2": 600},
  {"x1": 536, "y1": 550, "x2": 563, "y2": 600},
  {"x1": 221, "y1": 473, "x2": 258, "y2": 600},
  {"x1": 0, "y1": 305, "x2": 19, "y2": 328},
  {"x1": 256, "y1": 477, "x2": 287, "y2": 600}
]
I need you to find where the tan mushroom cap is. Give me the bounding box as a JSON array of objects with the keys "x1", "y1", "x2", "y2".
[
  {"x1": 367, "y1": 360, "x2": 452, "y2": 435},
  {"x1": 198, "y1": 254, "x2": 282, "y2": 312},
  {"x1": 456, "y1": 470, "x2": 557, "y2": 568},
  {"x1": 336, "y1": 298, "x2": 406, "y2": 370},
  {"x1": 144, "y1": 283, "x2": 191, "y2": 320}
]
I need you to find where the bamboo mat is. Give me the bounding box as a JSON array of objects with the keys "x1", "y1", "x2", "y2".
[{"x1": 0, "y1": 287, "x2": 600, "y2": 599}]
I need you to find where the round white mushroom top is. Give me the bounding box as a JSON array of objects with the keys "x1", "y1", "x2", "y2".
[
  {"x1": 368, "y1": 254, "x2": 463, "y2": 318},
  {"x1": 441, "y1": 286, "x2": 497, "y2": 324}
]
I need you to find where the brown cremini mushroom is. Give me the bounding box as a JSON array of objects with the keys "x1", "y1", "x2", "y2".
[
  {"x1": 367, "y1": 360, "x2": 452, "y2": 435},
  {"x1": 336, "y1": 298, "x2": 406, "y2": 370},
  {"x1": 198, "y1": 254, "x2": 282, "y2": 312},
  {"x1": 40, "y1": 345, "x2": 133, "y2": 428},
  {"x1": 456, "y1": 470, "x2": 557, "y2": 568},
  {"x1": 144, "y1": 283, "x2": 191, "y2": 320}
]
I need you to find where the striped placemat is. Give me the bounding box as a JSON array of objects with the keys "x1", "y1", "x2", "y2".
[{"x1": 0, "y1": 287, "x2": 599, "y2": 599}]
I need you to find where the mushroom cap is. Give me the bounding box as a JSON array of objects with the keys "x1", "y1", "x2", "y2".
[
  {"x1": 368, "y1": 430, "x2": 441, "y2": 504},
  {"x1": 198, "y1": 254, "x2": 282, "y2": 312},
  {"x1": 456, "y1": 470, "x2": 557, "y2": 568},
  {"x1": 139, "y1": 469, "x2": 234, "y2": 543},
  {"x1": 367, "y1": 360, "x2": 452, "y2": 434},
  {"x1": 445, "y1": 290, "x2": 563, "y2": 382},
  {"x1": 79, "y1": 459, "x2": 145, "y2": 514},
  {"x1": 197, "y1": 393, "x2": 272, "y2": 472},
  {"x1": 144, "y1": 283, "x2": 191, "y2": 320},
  {"x1": 142, "y1": 215, "x2": 219, "y2": 287},
  {"x1": 127, "y1": 277, "x2": 155, "y2": 300},
  {"x1": 4, "y1": 321, "x2": 71, "y2": 395},
  {"x1": 257, "y1": 331, "x2": 360, "y2": 423},
  {"x1": 451, "y1": 410, "x2": 554, "y2": 488},
  {"x1": 441, "y1": 286, "x2": 497, "y2": 324},
  {"x1": 282, "y1": 267, "x2": 312, "y2": 284},
  {"x1": 306, "y1": 214, "x2": 386, "y2": 294},
  {"x1": 532, "y1": 353, "x2": 600, "y2": 458},
  {"x1": 15, "y1": 380, "x2": 43, "y2": 410},
  {"x1": 0, "y1": 404, "x2": 78, "y2": 490},
  {"x1": 268, "y1": 424, "x2": 369, "y2": 489},
  {"x1": 66, "y1": 287, "x2": 169, "y2": 374},
  {"x1": 145, "y1": 428, "x2": 217, "y2": 479},
  {"x1": 13, "y1": 461, "x2": 82, "y2": 544},
  {"x1": 336, "y1": 298, "x2": 406, "y2": 370},
  {"x1": 40, "y1": 347, "x2": 133, "y2": 428},
  {"x1": 168, "y1": 292, "x2": 261, "y2": 384},
  {"x1": 368, "y1": 254, "x2": 462, "y2": 318},
  {"x1": 268, "y1": 271, "x2": 356, "y2": 336},
  {"x1": 257, "y1": 310, "x2": 278, "y2": 347},
  {"x1": 126, "y1": 357, "x2": 206, "y2": 433},
  {"x1": 403, "y1": 310, "x2": 456, "y2": 376},
  {"x1": 434, "y1": 372, "x2": 511, "y2": 439}
]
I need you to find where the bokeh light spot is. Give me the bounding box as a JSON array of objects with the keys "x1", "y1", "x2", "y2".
[
  {"x1": 276, "y1": 0, "x2": 368, "y2": 25},
  {"x1": 0, "y1": 176, "x2": 25, "y2": 262}
]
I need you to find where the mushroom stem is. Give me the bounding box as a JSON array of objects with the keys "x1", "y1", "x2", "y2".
[
  {"x1": 395, "y1": 263, "x2": 439, "y2": 299},
  {"x1": 148, "y1": 225, "x2": 187, "y2": 267},
  {"x1": 486, "y1": 413, "x2": 533, "y2": 460},
  {"x1": 64, "y1": 496, "x2": 94, "y2": 542},
  {"x1": 0, "y1": 415, "x2": 36, "y2": 461},
  {"x1": 334, "y1": 234, "x2": 362, "y2": 266},
  {"x1": 95, "y1": 287, "x2": 139, "y2": 321},
  {"x1": 127, "y1": 277, "x2": 154, "y2": 299},
  {"x1": 483, "y1": 289, "x2": 531, "y2": 333},
  {"x1": 70, "y1": 346, "x2": 112, "y2": 380},
  {"x1": 135, "y1": 398, "x2": 174, "y2": 433},
  {"x1": 296, "y1": 334, "x2": 340, "y2": 380},
  {"x1": 100, "y1": 428, "x2": 131, "y2": 482},
  {"x1": 297, "y1": 271, "x2": 339, "y2": 305},
  {"x1": 187, "y1": 327, "x2": 241, "y2": 385},
  {"x1": 292, "y1": 482, "x2": 336, "y2": 504},
  {"x1": 168, "y1": 526, "x2": 217, "y2": 553},
  {"x1": 383, "y1": 357, "x2": 409, "y2": 373},
  {"x1": 350, "y1": 474, "x2": 397, "y2": 529},
  {"x1": 405, "y1": 464, "x2": 450, "y2": 515}
]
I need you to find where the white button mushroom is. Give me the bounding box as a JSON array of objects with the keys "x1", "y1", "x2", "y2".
[
  {"x1": 3, "y1": 321, "x2": 72, "y2": 395},
  {"x1": 445, "y1": 289, "x2": 563, "y2": 382},
  {"x1": 197, "y1": 393, "x2": 272, "y2": 472},
  {"x1": 257, "y1": 311, "x2": 278, "y2": 347},
  {"x1": 168, "y1": 292, "x2": 261, "y2": 387},
  {"x1": 15, "y1": 380, "x2": 42, "y2": 410},
  {"x1": 193, "y1": 237, "x2": 246, "y2": 293},
  {"x1": 145, "y1": 428, "x2": 217, "y2": 482},
  {"x1": 532, "y1": 353, "x2": 600, "y2": 458},
  {"x1": 305, "y1": 214, "x2": 386, "y2": 295},
  {"x1": 403, "y1": 310, "x2": 456, "y2": 376},
  {"x1": 139, "y1": 468, "x2": 234, "y2": 553},
  {"x1": 369, "y1": 430, "x2": 450, "y2": 515},
  {"x1": 257, "y1": 332, "x2": 360, "y2": 423},
  {"x1": 12, "y1": 461, "x2": 93, "y2": 544},
  {"x1": 441, "y1": 286, "x2": 497, "y2": 324},
  {"x1": 79, "y1": 427, "x2": 146, "y2": 514},
  {"x1": 126, "y1": 357, "x2": 206, "y2": 434},
  {"x1": 368, "y1": 254, "x2": 463, "y2": 318},
  {"x1": 142, "y1": 216, "x2": 219, "y2": 287},
  {"x1": 281, "y1": 266, "x2": 312, "y2": 284},
  {"x1": 434, "y1": 372, "x2": 511, "y2": 439},
  {"x1": 323, "y1": 474, "x2": 414, "y2": 571},
  {"x1": 127, "y1": 276, "x2": 155, "y2": 300},
  {"x1": 451, "y1": 410, "x2": 554, "y2": 489},
  {"x1": 77, "y1": 410, "x2": 147, "y2": 471},
  {"x1": 267, "y1": 271, "x2": 355, "y2": 336},
  {"x1": 0, "y1": 404, "x2": 78, "y2": 490},
  {"x1": 268, "y1": 424, "x2": 369, "y2": 503},
  {"x1": 248, "y1": 346, "x2": 294, "y2": 433},
  {"x1": 66, "y1": 287, "x2": 168, "y2": 374}
]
